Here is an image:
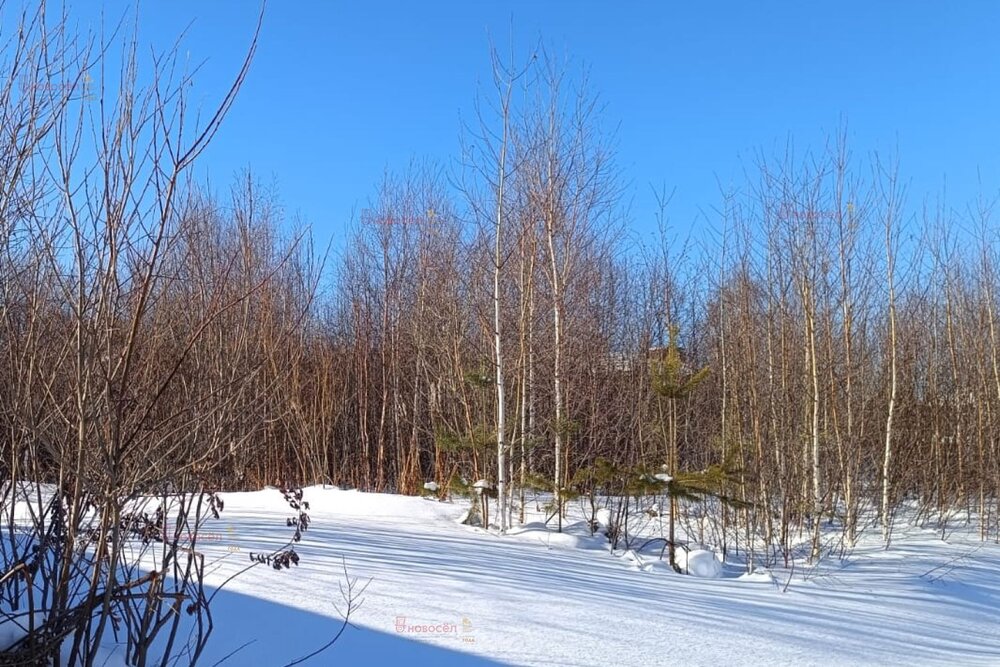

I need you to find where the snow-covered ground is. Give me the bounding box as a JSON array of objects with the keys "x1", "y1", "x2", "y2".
[{"x1": 173, "y1": 487, "x2": 1000, "y2": 666}]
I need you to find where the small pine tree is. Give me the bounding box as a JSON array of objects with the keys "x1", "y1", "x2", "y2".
[{"x1": 650, "y1": 324, "x2": 711, "y2": 571}]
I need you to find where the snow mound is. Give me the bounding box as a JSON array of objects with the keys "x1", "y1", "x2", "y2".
[
  {"x1": 642, "y1": 558, "x2": 674, "y2": 574},
  {"x1": 678, "y1": 548, "x2": 722, "y2": 578},
  {"x1": 738, "y1": 570, "x2": 776, "y2": 584},
  {"x1": 422, "y1": 481, "x2": 439, "y2": 492},
  {"x1": 506, "y1": 522, "x2": 603, "y2": 550}
]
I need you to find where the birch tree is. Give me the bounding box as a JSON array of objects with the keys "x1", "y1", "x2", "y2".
[{"x1": 877, "y1": 157, "x2": 903, "y2": 545}]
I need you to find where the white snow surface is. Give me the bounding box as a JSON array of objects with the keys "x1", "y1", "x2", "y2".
[
  {"x1": 40, "y1": 487, "x2": 1000, "y2": 665},
  {"x1": 673, "y1": 547, "x2": 723, "y2": 578}
]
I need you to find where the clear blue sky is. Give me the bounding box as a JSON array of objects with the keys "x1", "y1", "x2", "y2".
[{"x1": 65, "y1": 1, "x2": 1000, "y2": 249}]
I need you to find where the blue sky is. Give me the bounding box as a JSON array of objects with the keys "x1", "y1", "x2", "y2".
[{"x1": 65, "y1": 1, "x2": 1000, "y2": 250}]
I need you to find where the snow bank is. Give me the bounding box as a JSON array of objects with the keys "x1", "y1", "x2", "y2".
[{"x1": 505, "y1": 522, "x2": 604, "y2": 550}]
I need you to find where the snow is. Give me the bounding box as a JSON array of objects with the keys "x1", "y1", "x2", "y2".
[
  {"x1": 183, "y1": 488, "x2": 1000, "y2": 666},
  {"x1": 676, "y1": 548, "x2": 723, "y2": 578},
  {"x1": 423, "y1": 481, "x2": 439, "y2": 492},
  {"x1": 0, "y1": 619, "x2": 25, "y2": 652},
  {"x1": 505, "y1": 521, "x2": 605, "y2": 550},
  {"x1": 653, "y1": 472, "x2": 672, "y2": 483},
  {"x1": 8, "y1": 486, "x2": 1000, "y2": 665}
]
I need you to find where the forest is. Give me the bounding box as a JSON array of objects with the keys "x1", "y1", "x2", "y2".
[{"x1": 2, "y1": 5, "x2": 1000, "y2": 665}]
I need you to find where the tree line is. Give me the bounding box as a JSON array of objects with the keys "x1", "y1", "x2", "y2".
[{"x1": 277, "y1": 58, "x2": 1000, "y2": 566}]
